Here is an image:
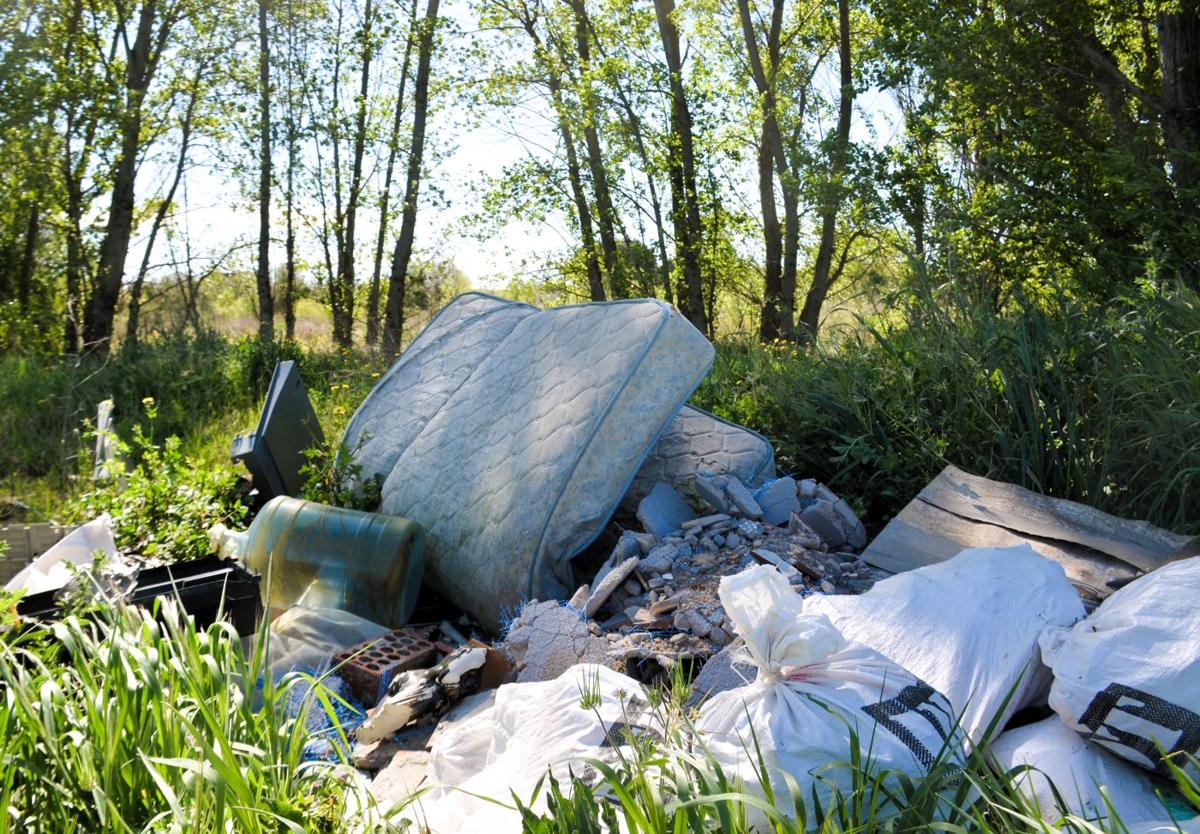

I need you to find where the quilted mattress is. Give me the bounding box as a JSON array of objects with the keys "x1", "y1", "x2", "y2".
[
  {"x1": 344, "y1": 293, "x2": 774, "y2": 501},
  {"x1": 622, "y1": 405, "x2": 775, "y2": 510},
  {"x1": 343, "y1": 294, "x2": 714, "y2": 629}
]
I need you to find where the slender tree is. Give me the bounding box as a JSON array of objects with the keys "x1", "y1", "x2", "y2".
[
  {"x1": 84, "y1": 0, "x2": 185, "y2": 353},
  {"x1": 125, "y1": 66, "x2": 204, "y2": 347},
  {"x1": 329, "y1": 0, "x2": 378, "y2": 347},
  {"x1": 382, "y1": 0, "x2": 439, "y2": 356},
  {"x1": 797, "y1": 0, "x2": 852, "y2": 340},
  {"x1": 565, "y1": 0, "x2": 625, "y2": 298},
  {"x1": 367, "y1": 0, "x2": 418, "y2": 347},
  {"x1": 654, "y1": 0, "x2": 707, "y2": 333},
  {"x1": 256, "y1": 0, "x2": 275, "y2": 341}
]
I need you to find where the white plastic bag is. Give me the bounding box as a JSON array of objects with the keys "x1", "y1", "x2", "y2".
[
  {"x1": 6, "y1": 514, "x2": 118, "y2": 595},
  {"x1": 410, "y1": 663, "x2": 661, "y2": 833},
  {"x1": 1040, "y1": 557, "x2": 1200, "y2": 776},
  {"x1": 804, "y1": 545, "x2": 1085, "y2": 742},
  {"x1": 990, "y1": 717, "x2": 1172, "y2": 825},
  {"x1": 696, "y1": 565, "x2": 963, "y2": 823},
  {"x1": 425, "y1": 690, "x2": 498, "y2": 786},
  {"x1": 267, "y1": 605, "x2": 389, "y2": 676}
]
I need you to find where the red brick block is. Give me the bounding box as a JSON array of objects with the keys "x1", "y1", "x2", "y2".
[{"x1": 333, "y1": 628, "x2": 437, "y2": 705}]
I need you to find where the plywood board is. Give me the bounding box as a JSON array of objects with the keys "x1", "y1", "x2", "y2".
[
  {"x1": 918, "y1": 465, "x2": 1188, "y2": 572},
  {"x1": 862, "y1": 496, "x2": 1137, "y2": 603}
]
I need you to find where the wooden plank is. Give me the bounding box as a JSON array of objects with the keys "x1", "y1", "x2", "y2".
[
  {"x1": 861, "y1": 497, "x2": 1138, "y2": 603},
  {"x1": 918, "y1": 465, "x2": 1189, "y2": 573}
]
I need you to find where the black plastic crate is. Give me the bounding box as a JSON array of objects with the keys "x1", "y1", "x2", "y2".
[{"x1": 17, "y1": 556, "x2": 263, "y2": 637}]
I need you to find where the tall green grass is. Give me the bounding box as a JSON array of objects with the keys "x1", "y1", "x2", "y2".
[
  {"x1": 0, "y1": 335, "x2": 384, "y2": 517},
  {"x1": 512, "y1": 670, "x2": 1199, "y2": 834},
  {"x1": 0, "y1": 592, "x2": 391, "y2": 833}
]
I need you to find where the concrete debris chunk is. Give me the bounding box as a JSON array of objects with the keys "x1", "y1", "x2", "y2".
[
  {"x1": 800, "y1": 499, "x2": 850, "y2": 548},
  {"x1": 751, "y1": 548, "x2": 802, "y2": 583},
  {"x1": 682, "y1": 513, "x2": 731, "y2": 531},
  {"x1": 353, "y1": 722, "x2": 434, "y2": 770},
  {"x1": 832, "y1": 498, "x2": 868, "y2": 550},
  {"x1": 674, "y1": 608, "x2": 713, "y2": 637},
  {"x1": 688, "y1": 642, "x2": 757, "y2": 706},
  {"x1": 639, "y1": 543, "x2": 678, "y2": 574},
  {"x1": 755, "y1": 477, "x2": 801, "y2": 526},
  {"x1": 724, "y1": 477, "x2": 764, "y2": 519},
  {"x1": 637, "y1": 482, "x2": 698, "y2": 538},
  {"x1": 567, "y1": 584, "x2": 591, "y2": 610},
  {"x1": 613, "y1": 532, "x2": 643, "y2": 562},
  {"x1": 370, "y1": 748, "x2": 429, "y2": 807},
  {"x1": 649, "y1": 592, "x2": 685, "y2": 616},
  {"x1": 629, "y1": 531, "x2": 659, "y2": 553},
  {"x1": 787, "y1": 513, "x2": 824, "y2": 548},
  {"x1": 737, "y1": 520, "x2": 762, "y2": 540},
  {"x1": 694, "y1": 474, "x2": 731, "y2": 514},
  {"x1": 505, "y1": 600, "x2": 608, "y2": 683},
  {"x1": 585, "y1": 556, "x2": 639, "y2": 617}
]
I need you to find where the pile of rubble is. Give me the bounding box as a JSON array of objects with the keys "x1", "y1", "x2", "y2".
[
  {"x1": 500, "y1": 473, "x2": 885, "y2": 684},
  {"x1": 10, "y1": 292, "x2": 1194, "y2": 833}
]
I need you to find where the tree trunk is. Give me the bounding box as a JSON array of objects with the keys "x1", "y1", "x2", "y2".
[
  {"x1": 63, "y1": 179, "x2": 84, "y2": 353},
  {"x1": 798, "y1": 0, "x2": 853, "y2": 341},
  {"x1": 256, "y1": 0, "x2": 275, "y2": 341},
  {"x1": 84, "y1": 0, "x2": 168, "y2": 354},
  {"x1": 520, "y1": 16, "x2": 604, "y2": 302},
  {"x1": 557, "y1": 105, "x2": 605, "y2": 302},
  {"x1": 1159, "y1": 8, "x2": 1200, "y2": 214},
  {"x1": 17, "y1": 204, "x2": 38, "y2": 313},
  {"x1": 382, "y1": 0, "x2": 439, "y2": 357},
  {"x1": 367, "y1": 0, "x2": 417, "y2": 347},
  {"x1": 58, "y1": 0, "x2": 103, "y2": 354},
  {"x1": 566, "y1": 0, "x2": 624, "y2": 298},
  {"x1": 780, "y1": 185, "x2": 799, "y2": 337},
  {"x1": 599, "y1": 34, "x2": 672, "y2": 304},
  {"x1": 654, "y1": 0, "x2": 706, "y2": 334},
  {"x1": 284, "y1": 190, "x2": 296, "y2": 340},
  {"x1": 283, "y1": 0, "x2": 300, "y2": 340},
  {"x1": 331, "y1": 0, "x2": 377, "y2": 348},
  {"x1": 127, "y1": 72, "x2": 199, "y2": 347},
  {"x1": 756, "y1": 122, "x2": 782, "y2": 341}
]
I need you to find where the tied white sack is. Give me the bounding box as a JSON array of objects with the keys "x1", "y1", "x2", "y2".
[
  {"x1": 5, "y1": 515, "x2": 118, "y2": 595},
  {"x1": 1040, "y1": 557, "x2": 1200, "y2": 777},
  {"x1": 990, "y1": 717, "x2": 1175, "y2": 825},
  {"x1": 804, "y1": 545, "x2": 1085, "y2": 742},
  {"x1": 409, "y1": 663, "x2": 663, "y2": 833},
  {"x1": 696, "y1": 565, "x2": 963, "y2": 825}
]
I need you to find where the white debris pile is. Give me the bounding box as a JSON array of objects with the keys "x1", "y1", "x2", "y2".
[{"x1": 571, "y1": 474, "x2": 884, "y2": 653}]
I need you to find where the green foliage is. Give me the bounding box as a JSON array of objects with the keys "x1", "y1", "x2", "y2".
[
  {"x1": 299, "y1": 435, "x2": 382, "y2": 512},
  {"x1": 0, "y1": 598, "x2": 394, "y2": 833},
  {"x1": 73, "y1": 398, "x2": 247, "y2": 560},
  {"x1": 0, "y1": 334, "x2": 386, "y2": 514},
  {"x1": 696, "y1": 283, "x2": 1200, "y2": 534}
]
